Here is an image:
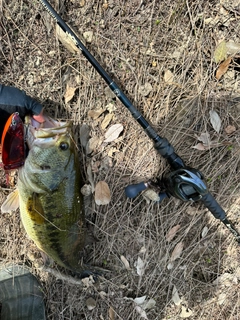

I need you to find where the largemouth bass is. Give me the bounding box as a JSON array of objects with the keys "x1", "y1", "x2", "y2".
[{"x1": 1, "y1": 115, "x2": 86, "y2": 273}]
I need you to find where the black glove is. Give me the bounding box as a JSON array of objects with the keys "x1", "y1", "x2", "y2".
[{"x1": 0, "y1": 84, "x2": 43, "y2": 138}]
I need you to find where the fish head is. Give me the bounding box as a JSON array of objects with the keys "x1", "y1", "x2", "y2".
[{"x1": 20, "y1": 116, "x2": 78, "y2": 193}]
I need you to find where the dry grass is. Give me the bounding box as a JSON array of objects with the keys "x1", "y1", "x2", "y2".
[{"x1": 0, "y1": 0, "x2": 240, "y2": 319}]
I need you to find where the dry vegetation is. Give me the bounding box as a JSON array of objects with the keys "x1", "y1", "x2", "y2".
[{"x1": 0, "y1": 0, "x2": 240, "y2": 319}]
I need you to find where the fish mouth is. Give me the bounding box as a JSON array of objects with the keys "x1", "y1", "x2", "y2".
[{"x1": 25, "y1": 115, "x2": 72, "y2": 149}]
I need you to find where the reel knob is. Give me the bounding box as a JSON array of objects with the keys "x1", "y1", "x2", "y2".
[{"x1": 125, "y1": 182, "x2": 147, "y2": 198}]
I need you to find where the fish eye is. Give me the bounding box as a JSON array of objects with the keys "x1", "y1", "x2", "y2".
[{"x1": 59, "y1": 142, "x2": 69, "y2": 150}]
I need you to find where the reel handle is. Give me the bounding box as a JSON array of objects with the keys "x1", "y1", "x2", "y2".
[
  {"x1": 125, "y1": 182, "x2": 168, "y2": 202},
  {"x1": 125, "y1": 182, "x2": 147, "y2": 198}
]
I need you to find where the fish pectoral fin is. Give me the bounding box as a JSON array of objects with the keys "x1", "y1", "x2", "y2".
[{"x1": 1, "y1": 189, "x2": 20, "y2": 213}]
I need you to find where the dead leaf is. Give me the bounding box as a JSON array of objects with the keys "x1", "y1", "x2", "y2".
[
  {"x1": 87, "y1": 136, "x2": 101, "y2": 154},
  {"x1": 209, "y1": 110, "x2": 222, "y2": 133},
  {"x1": 88, "y1": 108, "x2": 105, "y2": 119},
  {"x1": 86, "y1": 297, "x2": 96, "y2": 310},
  {"x1": 166, "y1": 225, "x2": 181, "y2": 242},
  {"x1": 191, "y1": 142, "x2": 209, "y2": 151},
  {"x1": 214, "y1": 40, "x2": 227, "y2": 63},
  {"x1": 225, "y1": 125, "x2": 236, "y2": 134},
  {"x1": 135, "y1": 306, "x2": 148, "y2": 319},
  {"x1": 95, "y1": 181, "x2": 111, "y2": 205},
  {"x1": 142, "y1": 298, "x2": 156, "y2": 310},
  {"x1": 109, "y1": 306, "x2": 116, "y2": 320},
  {"x1": 134, "y1": 296, "x2": 147, "y2": 305},
  {"x1": 104, "y1": 124, "x2": 123, "y2": 142},
  {"x1": 172, "y1": 285, "x2": 182, "y2": 306},
  {"x1": 180, "y1": 306, "x2": 193, "y2": 318},
  {"x1": 79, "y1": 124, "x2": 90, "y2": 148},
  {"x1": 226, "y1": 41, "x2": 240, "y2": 55},
  {"x1": 139, "y1": 82, "x2": 153, "y2": 96},
  {"x1": 83, "y1": 31, "x2": 93, "y2": 43},
  {"x1": 101, "y1": 113, "x2": 113, "y2": 129},
  {"x1": 135, "y1": 257, "x2": 145, "y2": 276},
  {"x1": 56, "y1": 25, "x2": 78, "y2": 53},
  {"x1": 64, "y1": 84, "x2": 77, "y2": 104},
  {"x1": 201, "y1": 226, "x2": 209, "y2": 238},
  {"x1": 196, "y1": 132, "x2": 211, "y2": 145},
  {"x1": 164, "y1": 69, "x2": 174, "y2": 83},
  {"x1": 215, "y1": 57, "x2": 231, "y2": 80},
  {"x1": 212, "y1": 273, "x2": 238, "y2": 286},
  {"x1": 120, "y1": 255, "x2": 131, "y2": 270},
  {"x1": 170, "y1": 242, "x2": 184, "y2": 262}
]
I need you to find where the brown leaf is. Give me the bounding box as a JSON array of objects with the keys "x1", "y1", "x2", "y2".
[
  {"x1": 170, "y1": 242, "x2": 184, "y2": 262},
  {"x1": 166, "y1": 225, "x2": 181, "y2": 242},
  {"x1": 88, "y1": 108, "x2": 104, "y2": 119},
  {"x1": 95, "y1": 181, "x2": 111, "y2": 205},
  {"x1": 164, "y1": 69, "x2": 174, "y2": 84},
  {"x1": 191, "y1": 142, "x2": 209, "y2": 151},
  {"x1": 87, "y1": 136, "x2": 101, "y2": 154},
  {"x1": 104, "y1": 124, "x2": 123, "y2": 143},
  {"x1": 109, "y1": 306, "x2": 116, "y2": 320},
  {"x1": 64, "y1": 84, "x2": 76, "y2": 104},
  {"x1": 101, "y1": 113, "x2": 113, "y2": 129},
  {"x1": 225, "y1": 125, "x2": 236, "y2": 134},
  {"x1": 215, "y1": 57, "x2": 231, "y2": 80}
]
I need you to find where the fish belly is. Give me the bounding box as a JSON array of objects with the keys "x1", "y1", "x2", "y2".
[{"x1": 19, "y1": 180, "x2": 86, "y2": 272}]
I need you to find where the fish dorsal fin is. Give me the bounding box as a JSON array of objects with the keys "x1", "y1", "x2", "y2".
[{"x1": 1, "y1": 189, "x2": 19, "y2": 213}]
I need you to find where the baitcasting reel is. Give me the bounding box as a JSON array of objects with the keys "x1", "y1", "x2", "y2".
[{"x1": 125, "y1": 167, "x2": 208, "y2": 202}]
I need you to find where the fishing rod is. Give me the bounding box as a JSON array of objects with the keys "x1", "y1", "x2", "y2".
[{"x1": 38, "y1": 0, "x2": 240, "y2": 243}]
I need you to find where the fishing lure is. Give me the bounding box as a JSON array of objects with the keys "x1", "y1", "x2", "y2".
[{"x1": 1, "y1": 112, "x2": 25, "y2": 170}]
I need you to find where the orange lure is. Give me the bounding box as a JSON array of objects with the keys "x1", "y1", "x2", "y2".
[{"x1": 1, "y1": 112, "x2": 25, "y2": 170}]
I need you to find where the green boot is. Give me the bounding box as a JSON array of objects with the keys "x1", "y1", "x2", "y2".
[{"x1": 0, "y1": 265, "x2": 46, "y2": 320}]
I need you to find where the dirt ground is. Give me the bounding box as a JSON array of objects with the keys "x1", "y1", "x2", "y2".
[{"x1": 0, "y1": 0, "x2": 240, "y2": 319}]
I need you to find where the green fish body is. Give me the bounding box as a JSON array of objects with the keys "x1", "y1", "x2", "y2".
[{"x1": 2, "y1": 117, "x2": 86, "y2": 272}]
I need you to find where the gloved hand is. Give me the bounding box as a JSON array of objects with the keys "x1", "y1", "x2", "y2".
[{"x1": 0, "y1": 84, "x2": 45, "y2": 138}]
